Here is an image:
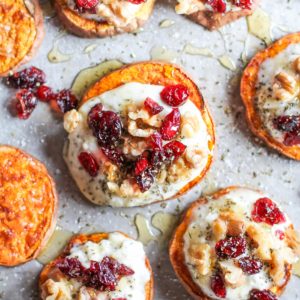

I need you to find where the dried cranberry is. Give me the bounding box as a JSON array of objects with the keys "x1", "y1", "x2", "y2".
[
  {"x1": 6, "y1": 66, "x2": 46, "y2": 89},
  {"x1": 238, "y1": 256, "x2": 263, "y2": 275},
  {"x1": 51, "y1": 89, "x2": 78, "y2": 113},
  {"x1": 160, "y1": 84, "x2": 189, "y2": 107},
  {"x1": 56, "y1": 257, "x2": 86, "y2": 278},
  {"x1": 283, "y1": 132, "x2": 300, "y2": 146},
  {"x1": 134, "y1": 156, "x2": 149, "y2": 176},
  {"x1": 251, "y1": 198, "x2": 285, "y2": 226},
  {"x1": 88, "y1": 103, "x2": 103, "y2": 123},
  {"x1": 207, "y1": 0, "x2": 227, "y2": 13},
  {"x1": 273, "y1": 115, "x2": 300, "y2": 133},
  {"x1": 144, "y1": 98, "x2": 164, "y2": 116},
  {"x1": 89, "y1": 110, "x2": 122, "y2": 147},
  {"x1": 211, "y1": 271, "x2": 226, "y2": 298},
  {"x1": 78, "y1": 152, "x2": 99, "y2": 177},
  {"x1": 249, "y1": 289, "x2": 278, "y2": 300},
  {"x1": 102, "y1": 147, "x2": 126, "y2": 167},
  {"x1": 275, "y1": 230, "x2": 285, "y2": 240},
  {"x1": 15, "y1": 89, "x2": 38, "y2": 120},
  {"x1": 150, "y1": 150, "x2": 167, "y2": 171},
  {"x1": 75, "y1": 0, "x2": 98, "y2": 9},
  {"x1": 232, "y1": 0, "x2": 253, "y2": 9},
  {"x1": 164, "y1": 141, "x2": 186, "y2": 161},
  {"x1": 126, "y1": 0, "x2": 146, "y2": 4},
  {"x1": 35, "y1": 85, "x2": 54, "y2": 102},
  {"x1": 215, "y1": 236, "x2": 246, "y2": 259},
  {"x1": 136, "y1": 168, "x2": 154, "y2": 192},
  {"x1": 160, "y1": 108, "x2": 181, "y2": 140},
  {"x1": 148, "y1": 132, "x2": 163, "y2": 151}
]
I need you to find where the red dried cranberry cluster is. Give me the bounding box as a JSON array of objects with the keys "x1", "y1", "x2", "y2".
[
  {"x1": 75, "y1": 0, "x2": 98, "y2": 13},
  {"x1": 56, "y1": 256, "x2": 134, "y2": 292},
  {"x1": 207, "y1": 0, "x2": 253, "y2": 13},
  {"x1": 211, "y1": 271, "x2": 226, "y2": 298},
  {"x1": 251, "y1": 197, "x2": 286, "y2": 226},
  {"x1": 273, "y1": 115, "x2": 300, "y2": 146},
  {"x1": 84, "y1": 85, "x2": 188, "y2": 192},
  {"x1": 249, "y1": 289, "x2": 278, "y2": 300},
  {"x1": 6, "y1": 66, "x2": 78, "y2": 119},
  {"x1": 215, "y1": 235, "x2": 247, "y2": 259},
  {"x1": 238, "y1": 256, "x2": 263, "y2": 275}
]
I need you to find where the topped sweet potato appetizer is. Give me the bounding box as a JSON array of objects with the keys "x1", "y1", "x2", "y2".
[
  {"x1": 175, "y1": 0, "x2": 258, "y2": 30},
  {"x1": 63, "y1": 61, "x2": 215, "y2": 207},
  {"x1": 54, "y1": 0, "x2": 156, "y2": 37},
  {"x1": 170, "y1": 186, "x2": 300, "y2": 300},
  {"x1": 241, "y1": 33, "x2": 300, "y2": 160}
]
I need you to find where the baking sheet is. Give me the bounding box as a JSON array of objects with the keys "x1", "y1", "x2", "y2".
[{"x1": 1, "y1": 0, "x2": 300, "y2": 299}]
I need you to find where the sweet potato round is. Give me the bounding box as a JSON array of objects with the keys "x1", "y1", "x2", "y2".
[
  {"x1": 39, "y1": 232, "x2": 154, "y2": 300},
  {"x1": 0, "y1": 0, "x2": 44, "y2": 76},
  {"x1": 81, "y1": 61, "x2": 215, "y2": 201},
  {"x1": 241, "y1": 33, "x2": 300, "y2": 160},
  {"x1": 0, "y1": 145, "x2": 57, "y2": 266},
  {"x1": 54, "y1": 0, "x2": 155, "y2": 38},
  {"x1": 169, "y1": 186, "x2": 292, "y2": 299}
]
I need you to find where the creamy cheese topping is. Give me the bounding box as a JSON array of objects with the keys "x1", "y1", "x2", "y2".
[
  {"x1": 67, "y1": 0, "x2": 143, "y2": 28},
  {"x1": 183, "y1": 187, "x2": 296, "y2": 300},
  {"x1": 256, "y1": 43, "x2": 300, "y2": 142},
  {"x1": 64, "y1": 82, "x2": 212, "y2": 207},
  {"x1": 65, "y1": 232, "x2": 150, "y2": 300}
]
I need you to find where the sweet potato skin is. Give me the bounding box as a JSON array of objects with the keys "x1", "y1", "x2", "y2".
[
  {"x1": 186, "y1": 0, "x2": 259, "y2": 30},
  {"x1": 81, "y1": 61, "x2": 215, "y2": 202},
  {"x1": 241, "y1": 33, "x2": 300, "y2": 160},
  {"x1": 54, "y1": 0, "x2": 155, "y2": 38},
  {"x1": 0, "y1": 0, "x2": 44, "y2": 76},
  {"x1": 169, "y1": 186, "x2": 292, "y2": 300},
  {"x1": 0, "y1": 145, "x2": 57, "y2": 267},
  {"x1": 39, "y1": 232, "x2": 154, "y2": 300}
]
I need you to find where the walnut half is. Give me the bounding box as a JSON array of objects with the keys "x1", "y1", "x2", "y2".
[{"x1": 188, "y1": 243, "x2": 212, "y2": 276}]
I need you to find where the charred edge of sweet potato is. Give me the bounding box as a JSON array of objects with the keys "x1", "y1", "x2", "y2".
[
  {"x1": 241, "y1": 32, "x2": 300, "y2": 160},
  {"x1": 169, "y1": 186, "x2": 291, "y2": 300},
  {"x1": 0, "y1": 145, "x2": 57, "y2": 267},
  {"x1": 39, "y1": 232, "x2": 154, "y2": 300},
  {"x1": 81, "y1": 61, "x2": 215, "y2": 203},
  {"x1": 54, "y1": 0, "x2": 155, "y2": 38}
]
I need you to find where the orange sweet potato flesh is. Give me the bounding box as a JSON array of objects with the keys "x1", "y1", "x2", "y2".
[
  {"x1": 82, "y1": 61, "x2": 215, "y2": 200},
  {"x1": 39, "y1": 232, "x2": 154, "y2": 300},
  {"x1": 0, "y1": 145, "x2": 57, "y2": 267},
  {"x1": 169, "y1": 186, "x2": 292, "y2": 299},
  {"x1": 0, "y1": 0, "x2": 44, "y2": 76},
  {"x1": 241, "y1": 33, "x2": 300, "y2": 160}
]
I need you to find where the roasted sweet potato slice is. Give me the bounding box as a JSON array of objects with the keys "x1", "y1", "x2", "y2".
[
  {"x1": 169, "y1": 186, "x2": 293, "y2": 299},
  {"x1": 0, "y1": 145, "x2": 57, "y2": 266},
  {"x1": 54, "y1": 0, "x2": 155, "y2": 38},
  {"x1": 241, "y1": 33, "x2": 300, "y2": 160},
  {"x1": 39, "y1": 232, "x2": 154, "y2": 300},
  {"x1": 81, "y1": 61, "x2": 215, "y2": 200},
  {"x1": 0, "y1": 0, "x2": 44, "y2": 76}
]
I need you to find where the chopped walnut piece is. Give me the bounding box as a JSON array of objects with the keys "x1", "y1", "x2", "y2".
[
  {"x1": 128, "y1": 107, "x2": 162, "y2": 128},
  {"x1": 219, "y1": 261, "x2": 245, "y2": 289},
  {"x1": 285, "y1": 227, "x2": 300, "y2": 255},
  {"x1": 270, "y1": 247, "x2": 297, "y2": 286},
  {"x1": 246, "y1": 224, "x2": 274, "y2": 261},
  {"x1": 185, "y1": 146, "x2": 203, "y2": 168},
  {"x1": 128, "y1": 120, "x2": 155, "y2": 138},
  {"x1": 42, "y1": 279, "x2": 72, "y2": 300},
  {"x1": 293, "y1": 57, "x2": 300, "y2": 73},
  {"x1": 123, "y1": 138, "x2": 147, "y2": 157},
  {"x1": 119, "y1": 179, "x2": 141, "y2": 197},
  {"x1": 175, "y1": 0, "x2": 204, "y2": 14},
  {"x1": 63, "y1": 109, "x2": 82, "y2": 133},
  {"x1": 181, "y1": 112, "x2": 201, "y2": 138},
  {"x1": 167, "y1": 157, "x2": 190, "y2": 183},
  {"x1": 212, "y1": 218, "x2": 227, "y2": 241},
  {"x1": 189, "y1": 243, "x2": 212, "y2": 276},
  {"x1": 273, "y1": 71, "x2": 298, "y2": 101},
  {"x1": 103, "y1": 162, "x2": 119, "y2": 182},
  {"x1": 77, "y1": 286, "x2": 96, "y2": 300},
  {"x1": 220, "y1": 212, "x2": 245, "y2": 237}
]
